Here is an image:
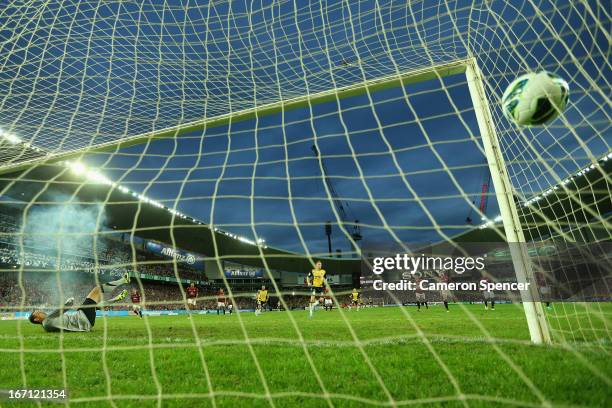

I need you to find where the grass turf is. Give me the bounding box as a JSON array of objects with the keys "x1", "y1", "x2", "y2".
[{"x1": 0, "y1": 303, "x2": 610, "y2": 407}]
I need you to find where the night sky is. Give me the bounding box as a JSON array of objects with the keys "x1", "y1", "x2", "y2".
[{"x1": 85, "y1": 73, "x2": 491, "y2": 255}]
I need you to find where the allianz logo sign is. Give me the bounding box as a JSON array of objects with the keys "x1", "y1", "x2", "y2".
[{"x1": 160, "y1": 247, "x2": 196, "y2": 264}]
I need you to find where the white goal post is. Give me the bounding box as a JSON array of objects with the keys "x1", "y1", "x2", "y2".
[{"x1": 465, "y1": 58, "x2": 552, "y2": 345}]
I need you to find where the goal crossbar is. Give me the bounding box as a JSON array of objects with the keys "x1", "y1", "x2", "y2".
[{"x1": 0, "y1": 58, "x2": 469, "y2": 176}]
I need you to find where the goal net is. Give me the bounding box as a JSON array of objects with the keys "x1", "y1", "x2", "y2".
[{"x1": 0, "y1": 0, "x2": 609, "y2": 406}]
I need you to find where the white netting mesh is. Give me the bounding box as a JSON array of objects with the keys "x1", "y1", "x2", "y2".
[{"x1": 0, "y1": 0, "x2": 610, "y2": 406}]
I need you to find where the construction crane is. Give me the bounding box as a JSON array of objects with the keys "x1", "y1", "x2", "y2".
[
  {"x1": 466, "y1": 165, "x2": 492, "y2": 224},
  {"x1": 312, "y1": 145, "x2": 362, "y2": 257}
]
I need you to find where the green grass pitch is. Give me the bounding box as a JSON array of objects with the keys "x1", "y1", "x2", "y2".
[{"x1": 0, "y1": 304, "x2": 610, "y2": 407}]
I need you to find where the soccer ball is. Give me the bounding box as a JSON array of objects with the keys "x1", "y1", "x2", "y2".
[{"x1": 501, "y1": 71, "x2": 569, "y2": 126}]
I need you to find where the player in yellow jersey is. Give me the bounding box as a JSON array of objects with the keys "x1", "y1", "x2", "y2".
[
  {"x1": 255, "y1": 286, "x2": 268, "y2": 316},
  {"x1": 307, "y1": 260, "x2": 326, "y2": 317},
  {"x1": 350, "y1": 288, "x2": 360, "y2": 311}
]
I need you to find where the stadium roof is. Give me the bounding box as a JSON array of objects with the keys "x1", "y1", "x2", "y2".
[
  {"x1": 0, "y1": 159, "x2": 364, "y2": 274},
  {"x1": 0, "y1": 151, "x2": 608, "y2": 274}
]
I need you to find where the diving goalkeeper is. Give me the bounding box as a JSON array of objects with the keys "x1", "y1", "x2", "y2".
[{"x1": 28, "y1": 273, "x2": 131, "y2": 332}]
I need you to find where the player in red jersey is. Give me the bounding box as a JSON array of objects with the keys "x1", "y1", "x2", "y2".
[
  {"x1": 481, "y1": 276, "x2": 495, "y2": 310},
  {"x1": 217, "y1": 288, "x2": 227, "y2": 315},
  {"x1": 130, "y1": 288, "x2": 143, "y2": 318},
  {"x1": 323, "y1": 288, "x2": 333, "y2": 311},
  {"x1": 186, "y1": 282, "x2": 199, "y2": 317},
  {"x1": 415, "y1": 276, "x2": 428, "y2": 311},
  {"x1": 536, "y1": 272, "x2": 552, "y2": 309},
  {"x1": 439, "y1": 272, "x2": 450, "y2": 312}
]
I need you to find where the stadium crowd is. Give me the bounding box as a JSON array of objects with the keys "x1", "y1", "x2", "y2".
[
  {"x1": 0, "y1": 212, "x2": 210, "y2": 311},
  {"x1": 1, "y1": 207, "x2": 508, "y2": 314},
  {"x1": 0, "y1": 273, "x2": 282, "y2": 312},
  {"x1": 0, "y1": 246, "x2": 98, "y2": 272},
  {"x1": 0, "y1": 272, "x2": 96, "y2": 310},
  {"x1": 0, "y1": 245, "x2": 203, "y2": 280}
]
